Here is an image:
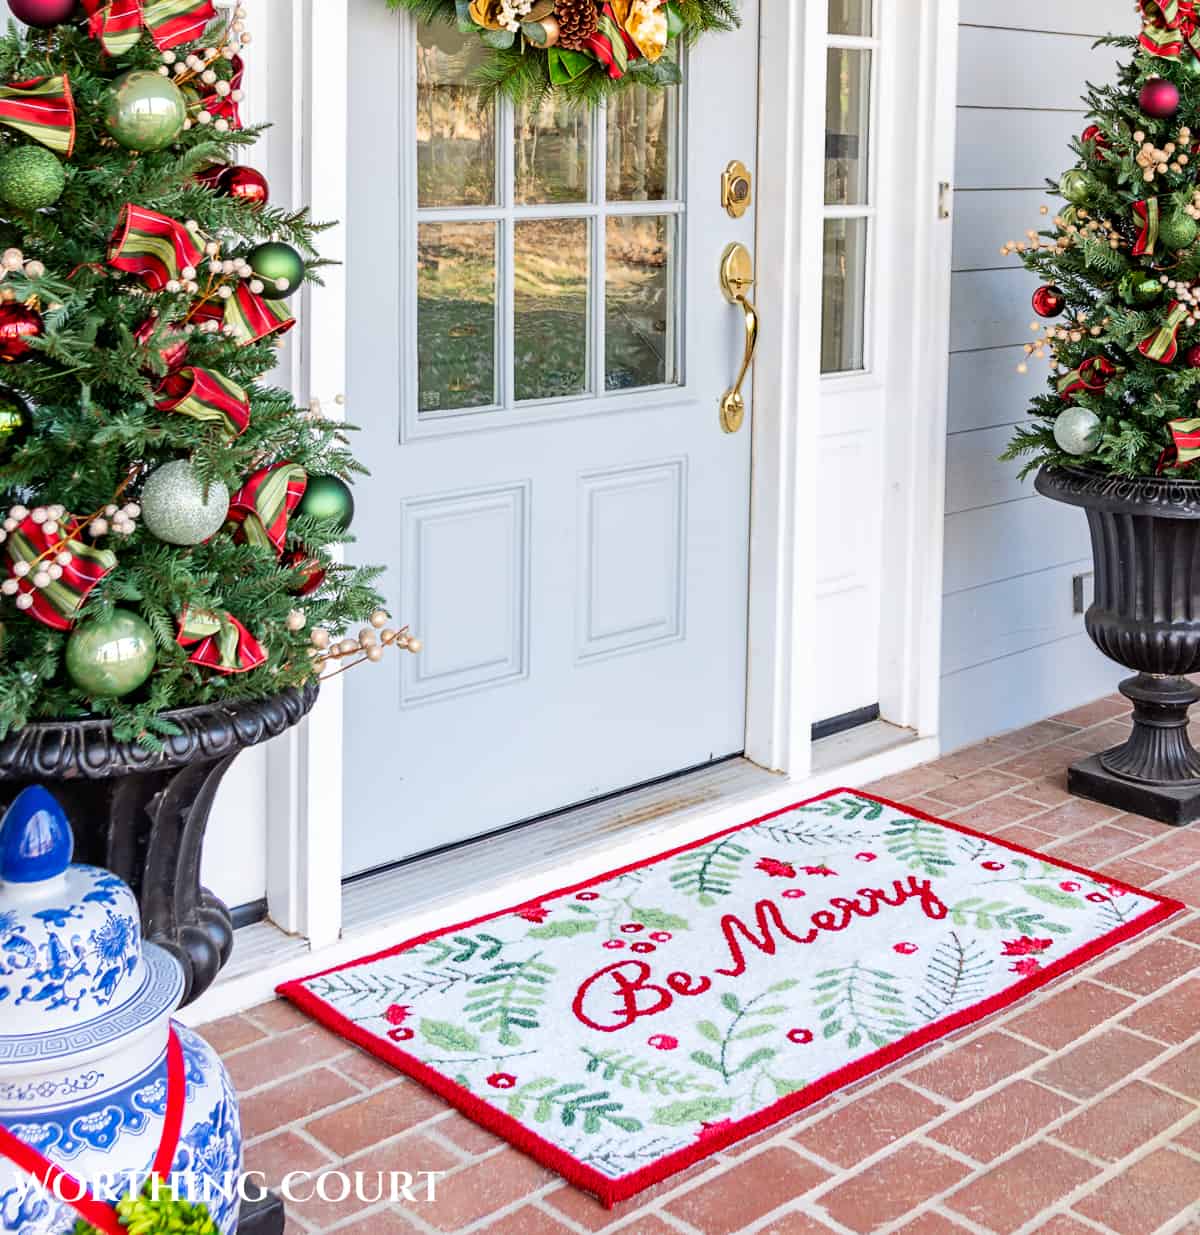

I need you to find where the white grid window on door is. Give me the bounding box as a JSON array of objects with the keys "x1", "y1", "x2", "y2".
[
  {"x1": 415, "y1": 24, "x2": 683, "y2": 419},
  {"x1": 822, "y1": 0, "x2": 877, "y2": 375}
]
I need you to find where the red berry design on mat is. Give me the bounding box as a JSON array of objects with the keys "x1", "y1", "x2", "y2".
[
  {"x1": 982, "y1": 860, "x2": 1005, "y2": 871},
  {"x1": 756, "y1": 857, "x2": 797, "y2": 878},
  {"x1": 487, "y1": 1073, "x2": 517, "y2": 1089},
  {"x1": 1060, "y1": 881, "x2": 1082, "y2": 892},
  {"x1": 1106, "y1": 884, "x2": 1128, "y2": 898},
  {"x1": 648, "y1": 1034, "x2": 679, "y2": 1051},
  {"x1": 1001, "y1": 936, "x2": 1053, "y2": 956},
  {"x1": 383, "y1": 1004, "x2": 411, "y2": 1026},
  {"x1": 516, "y1": 904, "x2": 550, "y2": 923},
  {"x1": 603, "y1": 939, "x2": 625, "y2": 949},
  {"x1": 893, "y1": 942, "x2": 919, "y2": 955},
  {"x1": 621, "y1": 922, "x2": 645, "y2": 933},
  {"x1": 1087, "y1": 892, "x2": 1110, "y2": 903},
  {"x1": 802, "y1": 865, "x2": 836, "y2": 877},
  {"x1": 782, "y1": 888, "x2": 807, "y2": 899},
  {"x1": 631, "y1": 942, "x2": 656, "y2": 954},
  {"x1": 1009, "y1": 957, "x2": 1042, "y2": 977},
  {"x1": 387, "y1": 1026, "x2": 415, "y2": 1042},
  {"x1": 787, "y1": 1028, "x2": 814, "y2": 1045},
  {"x1": 649, "y1": 931, "x2": 673, "y2": 942},
  {"x1": 855, "y1": 852, "x2": 877, "y2": 862},
  {"x1": 576, "y1": 891, "x2": 599, "y2": 901}
]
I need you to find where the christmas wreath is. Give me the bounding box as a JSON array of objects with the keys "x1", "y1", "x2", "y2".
[{"x1": 385, "y1": 0, "x2": 740, "y2": 105}]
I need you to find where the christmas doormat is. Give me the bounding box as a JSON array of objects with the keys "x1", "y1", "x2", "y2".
[{"x1": 279, "y1": 789, "x2": 1183, "y2": 1206}]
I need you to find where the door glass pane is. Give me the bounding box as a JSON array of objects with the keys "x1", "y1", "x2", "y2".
[
  {"x1": 822, "y1": 218, "x2": 867, "y2": 373},
  {"x1": 515, "y1": 99, "x2": 591, "y2": 205},
  {"x1": 829, "y1": 0, "x2": 872, "y2": 35},
  {"x1": 606, "y1": 215, "x2": 675, "y2": 390},
  {"x1": 825, "y1": 47, "x2": 871, "y2": 205},
  {"x1": 417, "y1": 24, "x2": 495, "y2": 208},
  {"x1": 515, "y1": 218, "x2": 589, "y2": 401},
  {"x1": 418, "y1": 222, "x2": 497, "y2": 412},
  {"x1": 607, "y1": 78, "x2": 677, "y2": 202}
]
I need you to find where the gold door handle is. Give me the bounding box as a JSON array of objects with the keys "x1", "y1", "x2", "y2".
[{"x1": 718, "y1": 243, "x2": 759, "y2": 434}]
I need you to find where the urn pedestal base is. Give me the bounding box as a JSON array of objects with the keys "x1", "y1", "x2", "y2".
[
  {"x1": 239, "y1": 1190, "x2": 286, "y2": 1235},
  {"x1": 1069, "y1": 754, "x2": 1200, "y2": 826}
]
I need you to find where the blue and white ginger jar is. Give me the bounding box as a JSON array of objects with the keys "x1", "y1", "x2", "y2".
[{"x1": 0, "y1": 787, "x2": 242, "y2": 1234}]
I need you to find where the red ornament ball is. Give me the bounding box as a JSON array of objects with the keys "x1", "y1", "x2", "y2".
[
  {"x1": 221, "y1": 165, "x2": 270, "y2": 208},
  {"x1": 283, "y1": 549, "x2": 326, "y2": 597},
  {"x1": 1032, "y1": 285, "x2": 1066, "y2": 318},
  {"x1": 8, "y1": 0, "x2": 79, "y2": 27},
  {"x1": 0, "y1": 303, "x2": 44, "y2": 363},
  {"x1": 133, "y1": 316, "x2": 189, "y2": 374},
  {"x1": 1187, "y1": 345, "x2": 1200, "y2": 368},
  {"x1": 1140, "y1": 78, "x2": 1181, "y2": 118},
  {"x1": 1081, "y1": 124, "x2": 1110, "y2": 159}
]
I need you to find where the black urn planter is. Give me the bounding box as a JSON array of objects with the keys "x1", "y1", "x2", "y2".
[
  {"x1": 0, "y1": 681, "x2": 319, "y2": 1006},
  {"x1": 1037, "y1": 465, "x2": 1200, "y2": 825}
]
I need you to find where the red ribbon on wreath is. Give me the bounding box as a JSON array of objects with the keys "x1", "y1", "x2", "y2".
[
  {"x1": 1133, "y1": 198, "x2": 1161, "y2": 256},
  {"x1": 1139, "y1": 0, "x2": 1200, "y2": 58},
  {"x1": 1057, "y1": 356, "x2": 1119, "y2": 401},
  {"x1": 177, "y1": 606, "x2": 266, "y2": 674},
  {"x1": 583, "y1": 5, "x2": 635, "y2": 79},
  {"x1": 80, "y1": 0, "x2": 216, "y2": 57},
  {"x1": 4, "y1": 515, "x2": 117, "y2": 631}
]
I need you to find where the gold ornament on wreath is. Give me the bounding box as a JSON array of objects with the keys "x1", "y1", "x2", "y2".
[{"x1": 384, "y1": 0, "x2": 739, "y2": 105}]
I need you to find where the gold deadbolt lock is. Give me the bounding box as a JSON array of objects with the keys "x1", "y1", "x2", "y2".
[
  {"x1": 718, "y1": 242, "x2": 759, "y2": 435},
  {"x1": 721, "y1": 160, "x2": 753, "y2": 219}
]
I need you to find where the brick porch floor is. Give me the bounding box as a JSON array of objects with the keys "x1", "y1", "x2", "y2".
[{"x1": 201, "y1": 693, "x2": 1200, "y2": 1235}]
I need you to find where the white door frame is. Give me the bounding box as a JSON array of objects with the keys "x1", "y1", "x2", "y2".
[{"x1": 261, "y1": 0, "x2": 959, "y2": 945}]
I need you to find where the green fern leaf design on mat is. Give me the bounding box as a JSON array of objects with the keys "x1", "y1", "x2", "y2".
[
  {"x1": 419, "y1": 1019, "x2": 482, "y2": 1053},
  {"x1": 414, "y1": 932, "x2": 507, "y2": 967},
  {"x1": 307, "y1": 966, "x2": 474, "y2": 1008},
  {"x1": 650, "y1": 1097, "x2": 735, "y2": 1126},
  {"x1": 882, "y1": 819, "x2": 955, "y2": 876},
  {"x1": 756, "y1": 817, "x2": 870, "y2": 846},
  {"x1": 464, "y1": 954, "x2": 556, "y2": 1046},
  {"x1": 670, "y1": 837, "x2": 751, "y2": 906},
  {"x1": 810, "y1": 963, "x2": 914, "y2": 1050},
  {"x1": 582, "y1": 1049, "x2": 717, "y2": 1095},
  {"x1": 629, "y1": 907, "x2": 691, "y2": 932},
  {"x1": 913, "y1": 931, "x2": 995, "y2": 1022},
  {"x1": 796, "y1": 795, "x2": 885, "y2": 822},
  {"x1": 1022, "y1": 884, "x2": 1087, "y2": 910},
  {"x1": 527, "y1": 919, "x2": 600, "y2": 939},
  {"x1": 688, "y1": 987, "x2": 792, "y2": 1081},
  {"x1": 503, "y1": 1078, "x2": 643, "y2": 1133},
  {"x1": 948, "y1": 897, "x2": 1070, "y2": 935}
]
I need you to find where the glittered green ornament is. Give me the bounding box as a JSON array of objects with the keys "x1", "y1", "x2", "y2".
[
  {"x1": 140, "y1": 459, "x2": 230, "y2": 546},
  {"x1": 1119, "y1": 269, "x2": 1164, "y2": 306},
  {"x1": 1058, "y1": 169, "x2": 1093, "y2": 205},
  {"x1": 103, "y1": 70, "x2": 187, "y2": 152},
  {"x1": 247, "y1": 241, "x2": 306, "y2": 298},
  {"x1": 0, "y1": 388, "x2": 32, "y2": 457},
  {"x1": 1161, "y1": 211, "x2": 1199, "y2": 251},
  {"x1": 65, "y1": 609, "x2": 157, "y2": 699},
  {"x1": 297, "y1": 474, "x2": 355, "y2": 530},
  {"x1": 0, "y1": 146, "x2": 64, "y2": 210}
]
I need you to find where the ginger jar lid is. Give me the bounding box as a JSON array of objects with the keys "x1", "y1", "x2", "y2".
[{"x1": 0, "y1": 785, "x2": 180, "y2": 1064}]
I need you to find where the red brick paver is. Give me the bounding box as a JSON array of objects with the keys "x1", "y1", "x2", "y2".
[{"x1": 200, "y1": 694, "x2": 1200, "y2": 1234}]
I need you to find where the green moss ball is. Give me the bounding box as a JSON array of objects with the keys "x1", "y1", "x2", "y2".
[{"x1": 0, "y1": 146, "x2": 65, "y2": 210}]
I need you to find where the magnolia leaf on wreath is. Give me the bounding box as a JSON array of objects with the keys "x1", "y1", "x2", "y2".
[{"x1": 384, "y1": 0, "x2": 739, "y2": 106}]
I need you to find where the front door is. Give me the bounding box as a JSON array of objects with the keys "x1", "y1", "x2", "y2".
[{"x1": 344, "y1": 0, "x2": 760, "y2": 876}]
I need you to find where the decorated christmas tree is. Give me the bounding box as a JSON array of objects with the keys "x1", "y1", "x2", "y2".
[
  {"x1": 0, "y1": 0, "x2": 414, "y2": 742},
  {"x1": 1004, "y1": 2, "x2": 1200, "y2": 478}
]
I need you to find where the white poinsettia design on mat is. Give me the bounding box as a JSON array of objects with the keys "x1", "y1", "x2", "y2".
[{"x1": 281, "y1": 790, "x2": 1181, "y2": 1204}]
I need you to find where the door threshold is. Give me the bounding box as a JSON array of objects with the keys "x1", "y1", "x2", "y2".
[{"x1": 183, "y1": 724, "x2": 938, "y2": 1025}]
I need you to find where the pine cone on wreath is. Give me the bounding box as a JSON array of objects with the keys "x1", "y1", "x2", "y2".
[{"x1": 556, "y1": 0, "x2": 599, "y2": 49}]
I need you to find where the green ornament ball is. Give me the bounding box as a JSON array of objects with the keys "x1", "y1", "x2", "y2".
[
  {"x1": 0, "y1": 388, "x2": 32, "y2": 457},
  {"x1": 247, "y1": 241, "x2": 305, "y2": 299},
  {"x1": 65, "y1": 609, "x2": 157, "y2": 699},
  {"x1": 103, "y1": 70, "x2": 187, "y2": 152},
  {"x1": 0, "y1": 146, "x2": 64, "y2": 210},
  {"x1": 1053, "y1": 406, "x2": 1102, "y2": 456},
  {"x1": 140, "y1": 459, "x2": 230, "y2": 546},
  {"x1": 297, "y1": 474, "x2": 355, "y2": 531},
  {"x1": 1161, "y1": 212, "x2": 1199, "y2": 251},
  {"x1": 1059, "y1": 169, "x2": 1093, "y2": 205},
  {"x1": 1119, "y1": 269, "x2": 1164, "y2": 306}
]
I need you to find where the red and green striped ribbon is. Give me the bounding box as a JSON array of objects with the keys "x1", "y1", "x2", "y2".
[
  {"x1": 1139, "y1": 0, "x2": 1200, "y2": 57},
  {"x1": 1133, "y1": 198, "x2": 1161, "y2": 256},
  {"x1": 195, "y1": 283, "x2": 295, "y2": 346},
  {"x1": 199, "y1": 53, "x2": 243, "y2": 130},
  {"x1": 177, "y1": 607, "x2": 266, "y2": 674},
  {"x1": 1057, "y1": 356, "x2": 1119, "y2": 401},
  {"x1": 0, "y1": 76, "x2": 76, "y2": 156},
  {"x1": 1138, "y1": 300, "x2": 1190, "y2": 363},
  {"x1": 155, "y1": 366, "x2": 250, "y2": 437},
  {"x1": 227, "y1": 462, "x2": 307, "y2": 556},
  {"x1": 109, "y1": 204, "x2": 204, "y2": 292},
  {"x1": 584, "y1": 5, "x2": 631, "y2": 78},
  {"x1": 5, "y1": 515, "x2": 117, "y2": 631},
  {"x1": 81, "y1": 0, "x2": 217, "y2": 56},
  {"x1": 1170, "y1": 417, "x2": 1200, "y2": 465}
]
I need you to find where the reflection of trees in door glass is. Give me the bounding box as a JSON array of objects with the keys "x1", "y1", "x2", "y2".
[
  {"x1": 515, "y1": 100, "x2": 590, "y2": 205},
  {"x1": 418, "y1": 222, "x2": 497, "y2": 412},
  {"x1": 515, "y1": 219, "x2": 589, "y2": 402},
  {"x1": 607, "y1": 216, "x2": 674, "y2": 391},
  {"x1": 607, "y1": 80, "x2": 675, "y2": 202},
  {"x1": 417, "y1": 26, "x2": 495, "y2": 208}
]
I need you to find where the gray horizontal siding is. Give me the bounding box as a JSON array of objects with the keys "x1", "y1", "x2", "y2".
[{"x1": 942, "y1": 7, "x2": 1129, "y2": 749}]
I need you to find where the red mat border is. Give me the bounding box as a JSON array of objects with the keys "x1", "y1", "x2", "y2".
[{"x1": 278, "y1": 786, "x2": 1186, "y2": 1207}]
